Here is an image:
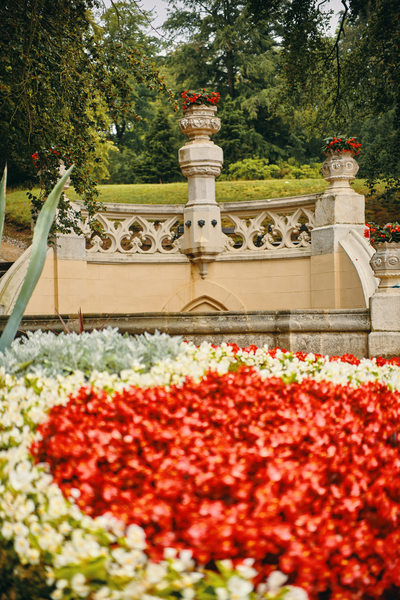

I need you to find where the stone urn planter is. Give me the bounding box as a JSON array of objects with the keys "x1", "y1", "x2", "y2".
[
  {"x1": 370, "y1": 242, "x2": 400, "y2": 292},
  {"x1": 179, "y1": 104, "x2": 221, "y2": 143},
  {"x1": 321, "y1": 150, "x2": 359, "y2": 191}
]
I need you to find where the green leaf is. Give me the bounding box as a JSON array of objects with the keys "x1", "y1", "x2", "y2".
[
  {"x1": 54, "y1": 556, "x2": 108, "y2": 583},
  {"x1": 0, "y1": 165, "x2": 6, "y2": 247},
  {"x1": 0, "y1": 165, "x2": 74, "y2": 352}
]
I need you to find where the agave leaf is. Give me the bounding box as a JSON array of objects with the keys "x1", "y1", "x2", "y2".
[
  {"x1": 0, "y1": 165, "x2": 74, "y2": 351},
  {"x1": 0, "y1": 165, "x2": 6, "y2": 247}
]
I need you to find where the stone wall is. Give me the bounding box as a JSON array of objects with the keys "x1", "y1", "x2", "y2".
[{"x1": 4, "y1": 308, "x2": 370, "y2": 357}]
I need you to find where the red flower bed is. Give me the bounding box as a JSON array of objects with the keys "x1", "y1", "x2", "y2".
[{"x1": 32, "y1": 369, "x2": 400, "y2": 599}]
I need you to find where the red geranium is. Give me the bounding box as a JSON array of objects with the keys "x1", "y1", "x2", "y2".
[
  {"x1": 322, "y1": 136, "x2": 362, "y2": 156},
  {"x1": 181, "y1": 89, "x2": 220, "y2": 110}
]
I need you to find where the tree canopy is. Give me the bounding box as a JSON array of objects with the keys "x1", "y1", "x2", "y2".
[{"x1": 0, "y1": 0, "x2": 173, "y2": 228}]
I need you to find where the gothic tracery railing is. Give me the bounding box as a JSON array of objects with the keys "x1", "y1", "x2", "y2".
[
  {"x1": 81, "y1": 204, "x2": 185, "y2": 260},
  {"x1": 80, "y1": 195, "x2": 317, "y2": 261},
  {"x1": 220, "y1": 196, "x2": 316, "y2": 255}
]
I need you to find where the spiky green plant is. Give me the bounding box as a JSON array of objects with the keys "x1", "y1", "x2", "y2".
[
  {"x1": 0, "y1": 165, "x2": 74, "y2": 351},
  {"x1": 0, "y1": 165, "x2": 6, "y2": 244}
]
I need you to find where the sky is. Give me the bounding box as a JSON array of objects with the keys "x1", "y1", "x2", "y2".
[
  {"x1": 103, "y1": 0, "x2": 347, "y2": 34},
  {"x1": 133, "y1": 0, "x2": 346, "y2": 31}
]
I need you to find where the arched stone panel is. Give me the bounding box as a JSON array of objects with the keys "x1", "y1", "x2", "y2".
[
  {"x1": 162, "y1": 279, "x2": 246, "y2": 312},
  {"x1": 182, "y1": 295, "x2": 228, "y2": 313}
]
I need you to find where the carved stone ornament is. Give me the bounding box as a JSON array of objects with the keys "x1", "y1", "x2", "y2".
[
  {"x1": 180, "y1": 165, "x2": 222, "y2": 178},
  {"x1": 179, "y1": 105, "x2": 221, "y2": 141},
  {"x1": 321, "y1": 151, "x2": 359, "y2": 190},
  {"x1": 370, "y1": 241, "x2": 400, "y2": 292}
]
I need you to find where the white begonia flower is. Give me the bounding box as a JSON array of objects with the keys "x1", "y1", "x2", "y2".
[
  {"x1": 71, "y1": 573, "x2": 90, "y2": 597},
  {"x1": 179, "y1": 549, "x2": 194, "y2": 568},
  {"x1": 119, "y1": 580, "x2": 146, "y2": 599},
  {"x1": 51, "y1": 590, "x2": 63, "y2": 600},
  {"x1": 13, "y1": 521, "x2": 29, "y2": 537},
  {"x1": 47, "y1": 495, "x2": 68, "y2": 518},
  {"x1": 26, "y1": 547, "x2": 40, "y2": 564},
  {"x1": 8, "y1": 460, "x2": 35, "y2": 491},
  {"x1": 126, "y1": 523, "x2": 146, "y2": 549},
  {"x1": 266, "y1": 571, "x2": 288, "y2": 593},
  {"x1": 189, "y1": 572, "x2": 204, "y2": 583},
  {"x1": 284, "y1": 587, "x2": 309, "y2": 600},
  {"x1": 146, "y1": 561, "x2": 168, "y2": 584},
  {"x1": 164, "y1": 547, "x2": 177, "y2": 559},
  {"x1": 236, "y1": 558, "x2": 258, "y2": 580},
  {"x1": 1, "y1": 521, "x2": 13, "y2": 539},
  {"x1": 216, "y1": 588, "x2": 229, "y2": 600},
  {"x1": 93, "y1": 588, "x2": 112, "y2": 600},
  {"x1": 14, "y1": 535, "x2": 30, "y2": 555},
  {"x1": 182, "y1": 588, "x2": 196, "y2": 600},
  {"x1": 219, "y1": 559, "x2": 233, "y2": 570},
  {"x1": 172, "y1": 549, "x2": 195, "y2": 573},
  {"x1": 227, "y1": 576, "x2": 253, "y2": 600},
  {"x1": 59, "y1": 520, "x2": 72, "y2": 535}
]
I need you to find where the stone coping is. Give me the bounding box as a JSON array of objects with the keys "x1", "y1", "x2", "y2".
[
  {"x1": 0, "y1": 309, "x2": 373, "y2": 357},
  {"x1": 1, "y1": 308, "x2": 369, "y2": 335},
  {"x1": 76, "y1": 193, "x2": 320, "y2": 216}
]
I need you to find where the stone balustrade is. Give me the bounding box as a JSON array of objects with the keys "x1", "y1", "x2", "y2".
[
  {"x1": 81, "y1": 204, "x2": 185, "y2": 262},
  {"x1": 78, "y1": 194, "x2": 317, "y2": 263},
  {"x1": 220, "y1": 196, "x2": 316, "y2": 257}
]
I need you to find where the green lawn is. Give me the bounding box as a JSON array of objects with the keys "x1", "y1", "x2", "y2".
[{"x1": 6, "y1": 178, "x2": 370, "y2": 229}]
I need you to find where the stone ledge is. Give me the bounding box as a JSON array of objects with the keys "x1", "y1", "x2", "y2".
[{"x1": 0, "y1": 309, "x2": 371, "y2": 358}]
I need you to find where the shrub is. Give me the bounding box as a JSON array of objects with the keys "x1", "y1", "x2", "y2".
[{"x1": 226, "y1": 159, "x2": 322, "y2": 181}]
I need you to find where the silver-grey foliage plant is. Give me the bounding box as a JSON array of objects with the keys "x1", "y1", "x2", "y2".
[{"x1": 0, "y1": 328, "x2": 184, "y2": 377}]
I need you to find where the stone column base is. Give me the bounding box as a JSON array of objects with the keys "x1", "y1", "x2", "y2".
[
  {"x1": 368, "y1": 331, "x2": 400, "y2": 358},
  {"x1": 370, "y1": 292, "x2": 400, "y2": 331}
]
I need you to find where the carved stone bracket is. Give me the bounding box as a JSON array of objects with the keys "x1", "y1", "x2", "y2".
[{"x1": 180, "y1": 165, "x2": 222, "y2": 178}]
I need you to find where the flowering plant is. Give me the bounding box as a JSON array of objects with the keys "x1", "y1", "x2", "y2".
[
  {"x1": 31, "y1": 147, "x2": 63, "y2": 170},
  {"x1": 1, "y1": 331, "x2": 400, "y2": 600},
  {"x1": 364, "y1": 221, "x2": 400, "y2": 245},
  {"x1": 322, "y1": 136, "x2": 362, "y2": 156},
  {"x1": 181, "y1": 89, "x2": 220, "y2": 110}
]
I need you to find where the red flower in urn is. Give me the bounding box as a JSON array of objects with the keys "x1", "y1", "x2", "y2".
[
  {"x1": 322, "y1": 136, "x2": 362, "y2": 156},
  {"x1": 181, "y1": 89, "x2": 220, "y2": 110}
]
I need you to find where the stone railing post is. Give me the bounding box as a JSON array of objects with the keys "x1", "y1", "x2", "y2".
[
  {"x1": 310, "y1": 151, "x2": 373, "y2": 308},
  {"x1": 178, "y1": 104, "x2": 224, "y2": 278},
  {"x1": 369, "y1": 242, "x2": 400, "y2": 357}
]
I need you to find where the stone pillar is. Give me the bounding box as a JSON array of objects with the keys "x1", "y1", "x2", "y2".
[
  {"x1": 178, "y1": 104, "x2": 224, "y2": 278},
  {"x1": 368, "y1": 243, "x2": 400, "y2": 357},
  {"x1": 310, "y1": 151, "x2": 368, "y2": 308}
]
